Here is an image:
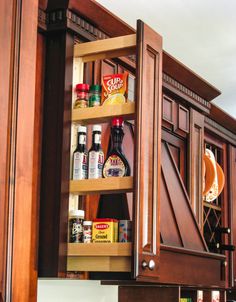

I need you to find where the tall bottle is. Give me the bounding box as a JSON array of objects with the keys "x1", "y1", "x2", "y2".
[
  {"x1": 88, "y1": 125, "x2": 104, "y2": 179},
  {"x1": 72, "y1": 126, "x2": 88, "y2": 180},
  {"x1": 103, "y1": 117, "x2": 130, "y2": 177}
]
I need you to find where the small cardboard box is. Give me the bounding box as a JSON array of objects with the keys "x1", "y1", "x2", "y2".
[{"x1": 92, "y1": 218, "x2": 118, "y2": 243}]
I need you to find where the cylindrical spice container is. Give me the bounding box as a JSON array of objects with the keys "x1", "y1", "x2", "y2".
[
  {"x1": 69, "y1": 209, "x2": 85, "y2": 243},
  {"x1": 74, "y1": 83, "x2": 90, "y2": 109},
  {"x1": 89, "y1": 84, "x2": 101, "y2": 107},
  {"x1": 83, "y1": 221, "x2": 92, "y2": 243}
]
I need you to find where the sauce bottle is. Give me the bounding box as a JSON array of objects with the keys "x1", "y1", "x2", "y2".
[
  {"x1": 103, "y1": 117, "x2": 130, "y2": 177},
  {"x1": 88, "y1": 125, "x2": 104, "y2": 179},
  {"x1": 72, "y1": 126, "x2": 88, "y2": 180}
]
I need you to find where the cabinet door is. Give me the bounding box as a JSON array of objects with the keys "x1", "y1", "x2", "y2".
[{"x1": 134, "y1": 20, "x2": 163, "y2": 280}]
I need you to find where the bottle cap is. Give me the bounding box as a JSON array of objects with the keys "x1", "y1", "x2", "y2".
[
  {"x1": 89, "y1": 84, "x2": 101, "y2": 92},
  {"x1": 93, "y1": 125, "x2": 102, "y2": 132},
  {"x1": 112, "y1": 117, "x2": 124, "y2": 127},
  {"x1": 83, "y1": 221, "x2": 92, "y2": 226},
  {"x1": 69, "y1": 209, "x2": 85, "y2": 218},
  {"x1": 76, "y1": 83, "x2": 90, "y2": 91},
  {"x1": 78, "y1": 125, "x2": 87, "y2": 133}
]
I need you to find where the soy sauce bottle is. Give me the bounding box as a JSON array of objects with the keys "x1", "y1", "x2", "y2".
[{"x1": 103, "y1": 117, "x2": 130, "y2": 177}]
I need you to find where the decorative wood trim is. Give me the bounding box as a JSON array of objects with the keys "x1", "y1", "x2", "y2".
[
  {"x1": 163, "y1": 73, "x2": 210, "y2": 110},
  {"x1": 205, "y1": 117, "x2": 236, "y2": 145}
]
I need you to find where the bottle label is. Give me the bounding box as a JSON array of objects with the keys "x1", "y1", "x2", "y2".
[
  {"x1": 83, "y1": 227, "x2": 92, "y2": 243},
  {"x1": 79, "y1": 134, "x2": 86, "y2": 145},
  {"x1": 88, "y1": 150, "x2": 104, "y2": 179},
  {"x1": 73, "y1": 152, "x2": 88, "y2": 180},
  {"x1": 94, "y1": 133, "x2": 101, "y2": 144},
  {"x1": 103, "y1": 154, "x2": 126, "y2": 177}
]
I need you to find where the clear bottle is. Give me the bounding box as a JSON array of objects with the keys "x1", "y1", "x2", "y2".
[
  {"x1": 88, "y1": 125, "x2": 104, "y2": 179},
  {"x1": 69, "y1": 209, "x2": 85, "y2": 243},
  {"x1": 72, "y1": 126, "x2": 88, "y2": 180},
  {"x1": 103, "y1": 117, "x2": 130, "y2": 177},
  {"x1": 74, "y1": 83, "x2": 89, "y2": 109}
]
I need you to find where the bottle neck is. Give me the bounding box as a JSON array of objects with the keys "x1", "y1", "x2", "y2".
[
  {"x1": 77, "y1": 132, "x2": 86, "y2": 152},
  {"x1": 91, "y1": 131, "x2": 102, "y2": 151},
  {"x1": 111, "y1": 126, "x2": 124, "y2": 151}
]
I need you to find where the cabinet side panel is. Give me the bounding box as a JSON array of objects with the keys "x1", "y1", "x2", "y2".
[{"x1": 134, "y1": 20, "x2": 162, "y2": 280}]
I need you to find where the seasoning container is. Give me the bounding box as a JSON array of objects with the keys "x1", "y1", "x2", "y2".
[
  {"x1": 89, "y1": 84, "x2": 101, "y2": 107},
  {"x1": 69, "y1": 210, "x2": 85, "y2": 243},
  {"x1": 119, "y1": 220, "x2": 132, "y2": 242},
  {"x1": 92, "y1": 218, "x2": 118, "y2": 243},
  {"x1": 83, "y1": 221, "x2": 92, "y2": 243},
  {"x1": 74, "y1": 83, "x2": 89, "y2": 109}
]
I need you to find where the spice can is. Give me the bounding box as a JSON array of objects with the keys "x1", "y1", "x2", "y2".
[
  {"x1": 119, "y1": 220, "x2": 132, "y2": 242},
  {"x1": 69, "y1": 210, "x2": 84, "y2": 243},
  {"x1": 83, "y1": 221, "x2": 92, "y2": 243},
  {"x1": 92, "y1": 218, "x2": 118, "y2": 243}
]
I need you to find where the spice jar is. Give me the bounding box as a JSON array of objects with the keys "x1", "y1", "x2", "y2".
[
  {"x1": 83, "y1": 221, "x2": 92, "y2": 243},
  {"x1": 74, "y1": 83, "x2": 89, "y2": 109},
  {"x1": 69, "y1": 210, "x2": 85, "y2": 243},
  {"x1": 89, "y1": 84, "x2": 101, "y2": 107}
]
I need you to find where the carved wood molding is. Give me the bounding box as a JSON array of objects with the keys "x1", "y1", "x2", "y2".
[
  {"x1": 163, "y1": 73, "x2": 210, "y2": 110},
  {"x1": 205, "y1": 116, "x2": 236, "y2": 144}
]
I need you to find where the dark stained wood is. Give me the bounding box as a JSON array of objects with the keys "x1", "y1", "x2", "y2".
[
  {"x1": 38, "y1": 31, "x2": 74, "y2": 277},
  {"x1": 163, "y1": 95, "x2": 174, "y2": 125},
  {"x1": 228, "y1": 145, "x2": 236, "y2": 288},
  {"x1": 211, "y1": 103, "x2": 236, "y2": 134},
  {"x1": 0, "y1": 0, "x2": 15, "y2": 298},
  {"x1": 159, "y1": 247, "x2": 225, "y2": 287},
  {"x1": 134, "y1": 20, "x2": 162, "y2": 280},
  {"x1": 189, "y1": 109, "x2": 204, "y2": 226},
  {"x1": 177, "y1": 104, "x2": 189, "y2": 134},
  {"x1": 203, "y1": 290, "x2": 212, "y2": 302},
  {"x1": 161, "y1": 142, "x2": 207, "y2": 251},
  {"x1": 119, "y1": 286, "x2": 180, "y2": 302},
  {"x1": 1, "y1": 0, "x2": 40, "y2": 300}
]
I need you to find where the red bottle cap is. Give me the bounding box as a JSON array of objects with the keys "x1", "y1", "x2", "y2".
[
  {"x1": 76, "y1": 83, "x2": 90, "y2": 91},
  {"x1": 112, "y1": 117, "x2": 124, "y2": 127}
]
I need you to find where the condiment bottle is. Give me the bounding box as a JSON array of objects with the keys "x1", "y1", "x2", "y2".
[
  {"x1": 83, "y1": 221, "x2": 92, "y2": 243},
  {"x1": 88, "y1": 125, "x2": 104, "y2": 179},
  {"x1": 89, "y1": 84, "x2": 101, "y2": 107},
  {"x1": 69, "y1": 210, "x2": 85, "y2": 243},
  {"x1": 103, "y1": 117, "x2": 130, "y2": 177},
  {"x1": 72, "y1": 126, "x2": 88, "y2": 180},
  {"x1": 74, "y1": 83, "x2": 89, "y2": 109}
]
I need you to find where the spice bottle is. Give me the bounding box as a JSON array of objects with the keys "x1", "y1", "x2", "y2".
[
  {"x1": 69, "y1": 210, "x2": 85, "y2": 243},
  {"x1": 74, "y1": 83, "x2": 89, "y2": 109},
  {"x1": 72, "y1": 126, "x2": 88, "y2": 180},
  {"x1": 83, "y1": 221, "x2": 92, "y2": 243},
  {"x1": 103, "y1": 117, "x2": 130, "y2": 177},
  {"x1": 89, "y1": 84, "x2": 101, "y2": 107},
  {"x1": 88, "y1": 125, "x2": 104, "y2": 179}
]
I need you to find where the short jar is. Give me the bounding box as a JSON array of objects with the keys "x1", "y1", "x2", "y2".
[{"x1": 69, "y1": 209, "x2": 85, "y2": 243}]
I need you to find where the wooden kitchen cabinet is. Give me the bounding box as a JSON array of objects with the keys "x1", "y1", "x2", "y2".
[{"x1": 36, "y1": 0, "x2": 236, "y2": 292}]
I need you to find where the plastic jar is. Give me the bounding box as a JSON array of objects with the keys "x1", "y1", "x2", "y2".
[
  {"x1": 89, "y1": 84, "x2": 101, "y2": 107},
  {"x1": 74, "y1": 84, "x2": 89, "y2": 109},
  {"x1": 83, "y1": 221, "x2": 92, "y2": 243},
  {"x1": 69, "y1": 209, "x2": 85, "y2": 243}
]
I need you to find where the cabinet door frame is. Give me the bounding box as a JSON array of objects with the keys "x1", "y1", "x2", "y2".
[{"x1": 134, "y1": 20, "x2": 163, "y2": 280}]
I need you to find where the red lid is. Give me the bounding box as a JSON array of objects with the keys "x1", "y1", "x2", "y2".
[
  {"x1": 112, "y1": 117, "x2": 124, "y2": 127},
  {"x1": 76, "y1": 83, "x2": 90, "y2": 91},
  {"x1": 93, "y1": 218, "x2": 118, "y2": 222}
]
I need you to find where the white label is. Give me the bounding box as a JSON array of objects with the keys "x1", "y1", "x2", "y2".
[
  {"x1": 79, "y1": 134, "x2": 86, "y2": 145},
  {"x1": 73, "y1": 152, "x2": 88, "y2": 180},
  {"x1": 94, "y1": 133, "x2": 101, "y2": 144},
  {"x1": 88, "y1": 150, "x2": 104, "y2": 179}
]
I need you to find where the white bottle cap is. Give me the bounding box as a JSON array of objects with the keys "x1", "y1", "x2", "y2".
[
  {"x1": 78, "y1": 126, "x2": 87, "y2": 133},
  {"x1": 83, "y1": 221, "x2": 92, "y2": 226},
  {"x1": 69, "y1": 209, "x2": 85, "y2": 218},
  {"x1": 93, "y1": 125, "x2": 102, "y2": 132}
]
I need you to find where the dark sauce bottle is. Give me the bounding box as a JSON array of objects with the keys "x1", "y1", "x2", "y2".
[{"x1": 103, "y1": 117, "x2": 130, "y2": 177}]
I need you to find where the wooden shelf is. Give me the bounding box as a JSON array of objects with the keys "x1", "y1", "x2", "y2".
[
  {"x1": 68, "y1": 242, "x2": 132, "y2": 256},
  {"x1": 74, "y1": 34, "x2": 136, "y2": 62},
  {"x1": 70, "y1": 176, "x2": 133, "y2": 195},
  {"x1": 72, "y1": 102, "x2": 135, "y2": 124},
  {"x1": 67, "y1": 243, "x2": 132, "y2": 272}
]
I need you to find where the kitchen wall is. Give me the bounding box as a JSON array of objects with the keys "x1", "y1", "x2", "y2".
[{"x1": 37, "y1": 280, "x2": 118, "y2": 302}]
